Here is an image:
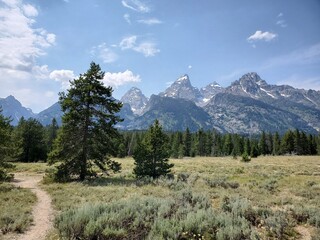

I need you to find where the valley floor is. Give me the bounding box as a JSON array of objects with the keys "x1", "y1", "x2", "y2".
[{"x1": 1, "y1": 155, "x2": 319, "y2": 239}]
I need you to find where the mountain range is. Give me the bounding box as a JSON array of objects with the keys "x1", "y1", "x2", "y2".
[{"x1": 1, "y1": 72, "x2": 320, "y2": 134}]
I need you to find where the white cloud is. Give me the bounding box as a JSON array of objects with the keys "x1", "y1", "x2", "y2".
[
  {"x1": 134, "y1": 42, "x2": 160, "y2": 57},
  {"x1": 32, "y1": 65, "x2": 49, "y2": 79},
  {"x1": 121, "y1": 0, "x2": 150, "y2": 13},
  {"x1": 247, "y1": 30, "x2": 278, "y2": 42},
  {"x1": 137, "y1": 18, "x2": 162, "y2": 25},
  {"x1": 278, "y1": 12, "x2": 283, "y2": 18},
  {"x1": 0, "y1": 0, "x2": 55, "y2": 72},
  {"x1": 120, "y1": 35, "x2": 137, "y2": 50},
  {"x1": 46, "y1": 33, "x2": 56, "y2": 44},
  {"x1": 49, "y1": 70, "x2": 76, "y2": 90},
  {"x1": 103, "y1": 70, "x2": 141, "y2": 88},
  {"x1": 123, "y1": 13, "x2": 131, "y2": 24},
  {"x1": 91, "y1": 43, "x2": 118, "y2": 63},
  {"x1": 119, "y1": 35, "x2": 160, "y2": 57},
  {"x1": 188, "y1": 65, "x2": 192, "y2": 69},
  {"x1": 0, "y1": 0, "x2": 58, "y2": 112},
  {"x1": 22, "y1": 4, "x2": 38, "y2": 17}
]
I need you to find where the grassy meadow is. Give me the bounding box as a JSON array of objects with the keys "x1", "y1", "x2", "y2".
[{"x1": 2, "y1": 155, "x2": 320, "y2": 239}]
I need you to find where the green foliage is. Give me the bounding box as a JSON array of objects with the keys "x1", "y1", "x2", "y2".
[
  {"x1": 54, "y1": 190, "x2": 262, "y2": 240},
  {"x1": 46, "y1": 118, "x2": 59, "y2": 152},
  {"x1": 205, "y1": 177, "x2": 240, "y2": 189},
  {"x1": 48, "y1": 62, "x2": 122, "y2": 181},
  {"x1": 0, "y1": 108, "x2": 15, "y2": 181},
  {"x1": 133, "y1": 120, "x2": 174, "y2": 178},
  {"x1": 241, "y1": 152, "x2": 251, "y2": 162},
  {"x1": 14, "y1": 117, "x2": 47, "y2": 162},
  {"x1": 0, "y1": 183, "x2": 36, "y2": 234}
]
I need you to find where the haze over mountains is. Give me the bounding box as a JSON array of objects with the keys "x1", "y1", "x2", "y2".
[{"x1": 1, "y1": 72, "x2": 320, "y2": 134}]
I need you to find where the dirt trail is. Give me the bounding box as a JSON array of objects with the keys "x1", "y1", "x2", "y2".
[
  {"x1": 295, "y1": 225, "x2": 312, "y2": 240},
  {"x1": 11, "y1": 173, "x2": 54, "y2": 240}
]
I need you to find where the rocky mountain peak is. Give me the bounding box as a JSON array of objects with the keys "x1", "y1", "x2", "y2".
[
  {"x1": 176, "y1": 74, "x2": 191, "y2": 84},
  {"x1": 121, "y1": 87, "x2": 148, "y2": 115},
  {"x1": 200, "y1": 81, "x2": 225, "y2": 103},
  {"x1": 160, "y1": 74, "x2": 202, "y2": 101}
]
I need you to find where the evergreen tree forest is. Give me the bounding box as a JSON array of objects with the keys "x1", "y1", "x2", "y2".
[{"x1": 1, "y1": 118, "x2": 320, "y2": 166}]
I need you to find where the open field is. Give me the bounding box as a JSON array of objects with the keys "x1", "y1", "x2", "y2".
[{"x1": 2, "y1": 155, "x2": 320, "y2": 239}]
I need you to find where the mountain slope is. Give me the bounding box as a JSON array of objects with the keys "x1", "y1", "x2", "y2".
[
  {"x1": 227, "y1": 72, "x2": 320, "y2": 131},
  {"x1": 129, "y1": 95, "x2": 217, "y2": 132},
  {"x1": 37, "y1": 102, "x2": 63, "y2": 126},
  {"x1": 1, "y1": 72, "x2": 319, "y2": 133},
  {"x1": 0, "y1": 95, "x2": 36, "y2": 125}
]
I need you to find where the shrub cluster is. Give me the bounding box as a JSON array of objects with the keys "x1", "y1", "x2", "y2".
[{"x1": 55, "y1": 190, "x2": 263, "y2": 240}]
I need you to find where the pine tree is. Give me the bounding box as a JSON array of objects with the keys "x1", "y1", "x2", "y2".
[
  {"x1": 14, "y1": 118, "x2": 47, "y2": 162},
  {"x1": 223, "y1": 133, "x2": 233, "y2": 155},
  {"x1": 0, "y1": 108, "x2": 15, "y2": 181},
  {"x1": 281, "y1": 130, "x2": 295, "y2": 154},
  {"x1": 48, "y1": 62, "x2": 122, "y2": 181},
  {"x1": 272, "y1": 132, "x2": 281, "y2": 155},
  {"x1": 183, "y1": 127, "x2": 192, "y2": 157},
  {"x1": 259, "y1": 131, "x2": 267, "y2": 155},
  {"x1": 46, "y1": 118, "x2": 59, "y2": 152},
  {"x1": 133, "y1": 120, "x2": 173, "y2": 178}
]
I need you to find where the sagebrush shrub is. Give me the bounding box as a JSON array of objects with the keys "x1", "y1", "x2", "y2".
[{"x1": 55, "y1": 190, "x2": 260, "y2": 239}]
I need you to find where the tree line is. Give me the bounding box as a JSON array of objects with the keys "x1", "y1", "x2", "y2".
[
  {"x1": 119, "y1": 128, "x2": 320, "y2": 158},
  {"x1": 1, "y1": 62, "x2": 320, "y2": 182}
]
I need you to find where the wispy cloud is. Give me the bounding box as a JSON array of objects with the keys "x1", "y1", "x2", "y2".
[
  {"x1": 137, "y1": 18, "x2": 162, "y2": 25},
  {"x1": 276, "y1": 20, "x2": 287, "y2": 28},
  {"x1": 263, "y1": 42, "x2": 320, "y2": 69},
  {"x1": 103, "y1": 70, "x2": 141, "y2": 88},
  {"x1": 123, "y1": 13, "x2": 131, "y2": 24},
  {"x1": 277, "y1": 75, "x2": 320, "y2": 91},
  {"x1": 134, "y1": 42, "x2": 160, "y2": 57},
  {"x1": 119, "y1": 35, "x2": 160, "y2": 57},
  {"x1": 120, "y1": 36, "x2": 137, "y2": 50},
  {"x1": 276, "y1": 13, "x2": 287, "y2": 28},
  {"x1": 121, "y1": 0, "x2": 150, "y2": 13},
  {"x1": 247, "y1": 30, "x2": 278, "y2": 42},
  {"x1": 91, "y1": 43, "x2": 118, "y2": 63}
]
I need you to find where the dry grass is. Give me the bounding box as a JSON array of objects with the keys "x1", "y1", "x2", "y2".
[{"x1": 10, "y1": 156, "x2": 320, "y2": 239}]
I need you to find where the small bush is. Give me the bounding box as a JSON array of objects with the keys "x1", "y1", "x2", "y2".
[
  {"x1": 177, "y1": 172, "x2": 190, "y2": 182},
  {"x1": 206, "y1": 177, "x2": 240, "y2": 189},
  {"x1": 264, "y1": 211, "x2": 292, "y2": 239},
  {"x1": 291, "y1": 206, "x2": 320, "y2": 228},
  {"x1": 261, "y1": 179, "x2": 278, "y2": 193},
  {"x1": 241, "y1": 153, "x2": 251, "y2": 162}
]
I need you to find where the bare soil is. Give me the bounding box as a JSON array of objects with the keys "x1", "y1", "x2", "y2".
[{"x1": 295, "y1": 225, "x2": 312, "y2": 240}]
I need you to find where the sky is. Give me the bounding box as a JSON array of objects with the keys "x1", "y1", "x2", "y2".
[{"x1": 1, "y1": 0, "x2": 320, "y2": 113}]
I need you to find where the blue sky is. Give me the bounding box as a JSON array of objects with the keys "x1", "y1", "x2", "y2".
[{"x1": 1, "y1": 0, "x2": 320, "y2": 112}]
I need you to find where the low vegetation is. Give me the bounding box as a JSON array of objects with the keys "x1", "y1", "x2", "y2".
[
  {"x1": 0, "y1": 183, "x2": 36, "y2": 236},
  {"x1": 38, "y1": 156, "x2": 320, "y2": 239}
]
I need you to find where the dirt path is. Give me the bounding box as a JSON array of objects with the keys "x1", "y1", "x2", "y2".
[
  {"x1": 295, "y1": 225, "x2": 312, "y2": 240},
  {"x1": 10, "y1": 173, "x2": 54, "y2": 240}
]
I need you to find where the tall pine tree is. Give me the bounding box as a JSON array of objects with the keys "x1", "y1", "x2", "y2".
[{"x1": 48, "y1": 62, "x2": 122, "y2": 181}]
